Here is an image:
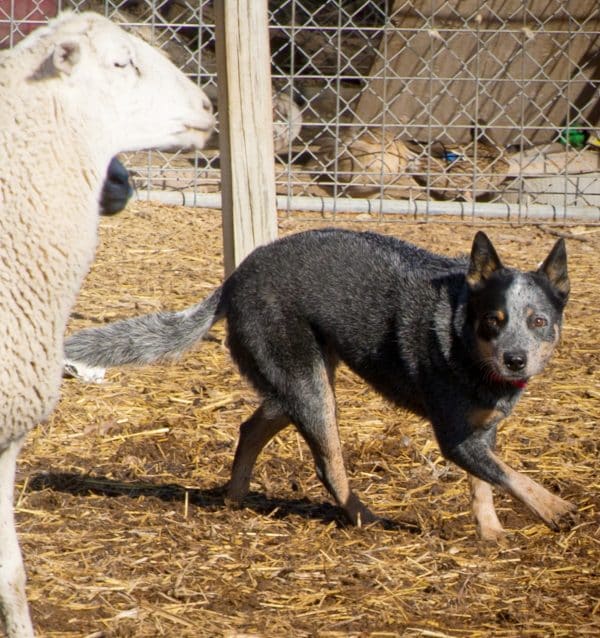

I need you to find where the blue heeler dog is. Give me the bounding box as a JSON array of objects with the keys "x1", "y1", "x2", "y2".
[{"x1": 64, "y1": 229, "x2": 575, "y2": 540}]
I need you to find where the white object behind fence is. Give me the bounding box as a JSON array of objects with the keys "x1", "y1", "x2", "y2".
[{"x1": 2, "y1": 1, "x2": 598, "y2": 223}]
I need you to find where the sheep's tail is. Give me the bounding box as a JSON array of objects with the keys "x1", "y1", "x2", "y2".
[{"x1": 64, "y1": 286, "x2": 224, "y2": 370}]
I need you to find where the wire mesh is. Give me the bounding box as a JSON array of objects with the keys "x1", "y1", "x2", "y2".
[{"x1": 1, "y1": 0, "x2": 599, "y2": 222}]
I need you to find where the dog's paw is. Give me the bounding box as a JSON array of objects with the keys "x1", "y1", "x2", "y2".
[
  {"x1": 344, "y1": 493, "x2": 379, "y2": 528},
  {"x1": 542, "y1": 495, "x2": 578, "y2": 532},
  {"x1": 477, "y1": 520, "x2": 508, "y2": 543},
  {"x1": 354, "y1": 509, "x2": 380, "y2": 528},
  {"x1": 224, "y1": 498, "x2": 244, "y2": 511},
  {"x1": 223, "y1": 481, "x2": 247, "y2": 509}
]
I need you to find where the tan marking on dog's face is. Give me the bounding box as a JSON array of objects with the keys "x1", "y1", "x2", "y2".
[
  {"x1": 467, "y1": 407, "x2": 505, "y2": 429},
  {"x1": 475, "y1": 333, "x2": 495, "y2": 362}
]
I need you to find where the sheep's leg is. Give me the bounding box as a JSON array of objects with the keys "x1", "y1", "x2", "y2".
[{"x1": 0, "y1": 437, "x2": 34, "y2": 638}]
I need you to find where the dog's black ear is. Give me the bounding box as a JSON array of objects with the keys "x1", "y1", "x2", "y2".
[
  {"x1": 466, "y1": 231, "x2": 503, "y2": 288},
  {"x1": 538, "y1": 238, "x2": 570, "y2": 302}
]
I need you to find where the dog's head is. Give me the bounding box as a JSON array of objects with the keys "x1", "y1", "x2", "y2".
[{"x1": 466, "y1": 231, "x2": 569, "y2": 386}]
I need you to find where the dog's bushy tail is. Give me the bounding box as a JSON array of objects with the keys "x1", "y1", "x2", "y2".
[{"x1": 64, "y1": 286, "x2": 224, "y2": 368}]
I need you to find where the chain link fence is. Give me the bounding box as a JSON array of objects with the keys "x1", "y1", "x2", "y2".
[{"x1": 2, "y1": 1, "x2": 599, "y2": 221}]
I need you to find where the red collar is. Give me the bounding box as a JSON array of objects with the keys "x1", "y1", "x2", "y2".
[{"x1": 489, "y1": 373, "x2": 528, "y2": 389}]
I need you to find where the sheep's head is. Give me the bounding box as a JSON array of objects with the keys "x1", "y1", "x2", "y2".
[{"x1": 28, "y1": 11, "x2": 214, "y2": 155}]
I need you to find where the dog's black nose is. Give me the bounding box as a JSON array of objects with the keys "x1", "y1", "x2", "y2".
[{"x1": 504, "y1": 351, "x2": 527, "y2": 372}]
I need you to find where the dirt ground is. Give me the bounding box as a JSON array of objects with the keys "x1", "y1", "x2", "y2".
[{"x1": 16, "y1": 203, "x2": 599, "y2": 637}]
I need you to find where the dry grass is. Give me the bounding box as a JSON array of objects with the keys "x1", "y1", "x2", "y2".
[{"x1": 16, "y1": 203, "x2": 599, "y2": 637}]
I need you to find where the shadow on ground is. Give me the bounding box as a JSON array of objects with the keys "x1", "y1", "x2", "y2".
[{"x1": 28, "y1": 470, "x2": 421, "y2": 533}]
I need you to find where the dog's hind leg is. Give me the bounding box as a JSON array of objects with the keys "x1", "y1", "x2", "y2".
[
  {"x1": 228, "y1": 387, "x2": 377, "y2": 526},
  {"x1": 288, "y1": 367, "x2": 379, "y2": 527},
  {"x1": 302, "y1": 422, "x2": 379, "y2": 527},
  {"x1": 228, "y1": 318, "x2": 376, "y2": 525},
  {"x1": 227, "y1": 401, "x2": 289, "y2": 504},
  {"x1": 469, "y1": 476, "x2": 506, "y2": 541}
]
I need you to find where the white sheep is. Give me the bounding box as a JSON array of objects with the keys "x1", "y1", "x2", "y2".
[{"x1": 0, "y1": 11, "x2": 214, "y2": 636}]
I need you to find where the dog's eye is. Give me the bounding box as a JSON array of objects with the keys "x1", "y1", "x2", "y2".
[
  {"x1": 532, "y1": 316, "x2": 548, "y2": 328},
  {"x1": 483, "y1": 312, "x2": 503, "y2": 329}
]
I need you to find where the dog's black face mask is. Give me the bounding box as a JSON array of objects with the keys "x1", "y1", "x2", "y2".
[{"x1": 466, "y1": 232, "x2": 569, "y2": 384}]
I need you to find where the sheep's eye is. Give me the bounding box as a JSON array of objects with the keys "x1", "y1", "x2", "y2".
[{"x1": 114, "y1": 59, "x2": 141, "y2": 76}]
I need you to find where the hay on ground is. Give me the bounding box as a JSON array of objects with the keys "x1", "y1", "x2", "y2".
[{"x1": 17, "y1": 203, "x2": 599, "y2": 637}]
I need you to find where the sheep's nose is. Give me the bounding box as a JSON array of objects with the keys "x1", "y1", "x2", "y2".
[{"x1": 504, "y1": 351, "x2": 527, "y2": 372}]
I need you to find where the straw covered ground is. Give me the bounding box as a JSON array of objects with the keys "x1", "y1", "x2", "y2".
[{"x1": 16, "y1": 203, "x2": 599, "y2": 637}]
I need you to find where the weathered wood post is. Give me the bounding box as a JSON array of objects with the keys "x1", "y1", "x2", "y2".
[{"x1": 214, "y1": 0, "x2": 278, "y2": 276}]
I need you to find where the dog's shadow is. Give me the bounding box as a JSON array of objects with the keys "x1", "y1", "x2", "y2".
[{"x1": 27, "y1": 471, "x2": 420, "y2": 533}]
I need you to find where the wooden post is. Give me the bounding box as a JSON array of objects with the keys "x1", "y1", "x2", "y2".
[{"x1": 214, "y1": 0, "x2": 278, "y2": 276}]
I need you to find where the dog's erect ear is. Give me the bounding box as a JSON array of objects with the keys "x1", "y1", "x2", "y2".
[
  {"x1": 538, "y1": 238, "x2": 570, "y2": 302},
  {"x1": 466, "y1": 231, "x2": 503, "y2": 288}
]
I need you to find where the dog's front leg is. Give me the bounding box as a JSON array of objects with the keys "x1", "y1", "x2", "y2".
[
  {"x1": 441, "y1": 430, "x2": 576, "y2": 532},
  {"x1": 484, "y1": 451, "x2": 576, "y2": 531},
  {"x1": 469, "y1": 476, "x2": 505, "y2": 540},
  {"x1": 463, "y1": 420, "x2": 507, "y2": 540}
]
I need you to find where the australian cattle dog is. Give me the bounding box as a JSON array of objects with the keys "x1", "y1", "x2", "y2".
[{"x1": 65, "y1": 229, "x2": 575, "y2": 539}]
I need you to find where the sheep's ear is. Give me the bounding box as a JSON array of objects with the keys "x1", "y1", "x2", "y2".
[
  {"x1": 466, "y1": 231, "x2": 503, "y2": 288},
  {"x1": 52, "y1": 40, "x2": 81, "y2": 75},
  {"x1": 538, "y1": 238, "x2": 570, "y2": 302}
]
